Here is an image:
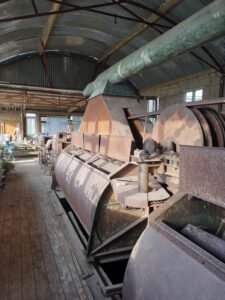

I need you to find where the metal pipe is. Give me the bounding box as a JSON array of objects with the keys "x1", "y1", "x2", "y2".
[
  {"x1": 181, "y1": 224, "x2": 225, "y2": 263},
  {"x1": 0, "y1": 83, "x2": 82, "y2": 96},
  {"x1": 83, "y1": 0, "x2": 225, "y2": 97},
  {"x1": 138, "y1": 163, "x2": 149, "y2": 193}
]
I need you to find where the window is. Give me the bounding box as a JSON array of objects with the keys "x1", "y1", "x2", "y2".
[
  {"x1": 185, "y1": 89, "x2": 203, "y2": 102},
  {"x1": 40, "y1": 116, "x2": 68, "y2": 135},
  {"x1": 195, "y1": 89, "x2": 203, "y2": 101},
  {"x1": 26, "y1": 113, "x2": 36, "y2": 136},
  {"x1": 70, "y1": 115, "x2": 83, "y2": 131},
  {"x1": 185, "y1": 91, "x2": 193, "y2": 102},
  {"x1": 148, "y1": 98, "x2": 159, "y2": 113},
  {"x1": 147, "y1": 97, "x2": 159, "y2": 124}
]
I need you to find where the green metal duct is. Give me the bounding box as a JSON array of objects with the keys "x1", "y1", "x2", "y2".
[{"x1": 83, "y1": 0, "x2": 225, "y2": 98}]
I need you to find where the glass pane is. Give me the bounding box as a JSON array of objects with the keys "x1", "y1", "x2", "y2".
[
  {"x1": 40, "y1": 115, "x2": 83, "y2": 135},
  {"x1": 26, "y1": 118, "x2": 36, "y2": 135},
  {"x1": 194, "y1": 89, "x2": 203, "y2": 101},
  {"x1": 26, "y1": 113, "x2": 36, "y2": 117},
  {"x1": 148, "y1": 99, "x2": 158, "y2": 112},
  {"x1": 185, "y1": 91, "x2": 193, "y2": 102},
  {"x1": 72, "y1": 115, "x2": 83, "y2": 131},
  {"x1": 148, "y1": 100, "x2": 154, "y2": 112},
  {"x1": 40, "y1": 116, "x2": 68, "y2": 135}
]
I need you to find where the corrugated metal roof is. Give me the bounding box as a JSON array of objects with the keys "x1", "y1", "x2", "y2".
[
  {"x1": 0, "y1": 0, "x2": 224, "y2": 91},
  {"x1": 0, "y1": 52, "x2": 97, "y2": 89}
]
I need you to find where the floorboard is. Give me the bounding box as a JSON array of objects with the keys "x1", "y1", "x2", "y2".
[{"x1": 0, "y1": 158, "x2": 107, "y2": 300}]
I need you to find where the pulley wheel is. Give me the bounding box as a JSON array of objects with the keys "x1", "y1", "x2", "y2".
[
  {"x1": 199, "y1": 108, "x2": 225, "y2": 147},
  {"x1": 152, "y1": 104, "x2": 204, "y2": 152},
  {"x1": 191, "y1": 108, "x2": 213, "y2": 147}
]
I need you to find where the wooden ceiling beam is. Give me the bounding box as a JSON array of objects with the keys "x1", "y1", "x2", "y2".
[
  {"x1": 0, "y1": 87, "x2": 86, "y2": 112},
  {"x1": 39, "y1": 0, "x2": 63, "y2": 54}
]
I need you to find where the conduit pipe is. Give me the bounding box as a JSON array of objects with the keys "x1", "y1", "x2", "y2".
[{"x1": 83, "y1": 0, "x2": 225, "y2": 98}]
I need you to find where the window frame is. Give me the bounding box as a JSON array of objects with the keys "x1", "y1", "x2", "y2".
[{"x1": 184, "y1": 89, "x2": 203, "y2": 102}]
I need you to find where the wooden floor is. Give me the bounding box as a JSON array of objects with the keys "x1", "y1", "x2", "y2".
[{"x1": 0, "y1": 158, "x2": 107, "y2": 300}]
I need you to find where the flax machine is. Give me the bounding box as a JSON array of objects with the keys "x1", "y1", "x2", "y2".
[
  {"x1": 53, "y1": 94, "x2": 170, "y2": 259},
  {"x1": 53, "y1": 94, "x2": 225, "y2": 297}
]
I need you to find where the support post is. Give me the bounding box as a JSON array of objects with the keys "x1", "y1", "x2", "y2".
[{"x1": 138, "y1": 163, "x2": 149, "y2": 193}]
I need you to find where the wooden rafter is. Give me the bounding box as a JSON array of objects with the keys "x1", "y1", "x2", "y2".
[
  {"x1": 39, "y1": 0, "x2": 63, "y2": 54},
  {"x1": 0, "y1": 87, "x2": 86, "y2": 112},
  {"x1": 38, "y1": 0, "x2": 63, "y2": 87}
]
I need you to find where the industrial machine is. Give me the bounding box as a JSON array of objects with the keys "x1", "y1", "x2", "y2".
[
  {"x1": 51, "y1": 0, "x2": 225, "y2": 294},
  {"x1": 53, "y1": 94, "x2": 225, "y2": 297},
  {"x1": 123, "y1": 146, "x2": 225, "y2": 300},
  {"x1": 53, "y1": 95, "x2": 169, "y2": 258}
]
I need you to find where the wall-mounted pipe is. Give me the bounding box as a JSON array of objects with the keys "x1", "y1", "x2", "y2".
[{"x1": 83, "y1": 0, "x2": 225, "y2": 98}]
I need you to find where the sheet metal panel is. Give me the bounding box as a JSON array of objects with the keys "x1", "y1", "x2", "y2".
[
  {"x1": 55, "y1": 152, "x2": 109, "y2": 233},
  {"x1": 180, "y1": 146, "x2": 225, "y2": 208},
  {"x1": 79, "y1": 96, "x2": 114, "y2": 135},
  {"x1": 123, "y1": 223, "x2": 225, "y2": 300},
  {"x1": 152, "y1": 104, "x2": 204, "y2": 151},
  {"x1": 71, "y1": 132, "x2": 83, "y2": 148},
  {"x1": 100, "y1": 135, "x2": 132, "y2": 162},
  {"x1": 83, "y1": 134, "x2": 100, "y2": 152},
  {"x1": 79, "y1": 95, "x2": 140, "y2": 139}
]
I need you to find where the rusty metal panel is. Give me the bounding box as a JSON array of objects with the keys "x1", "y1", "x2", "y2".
[
  {"x1": 55, "y1": 152, "x2": 109, "y2": 233},
  {"x1": 76, "y1": 149, "x2": 96, "y2": 162},
  {"x1": 123, "y1": 222, "x2": 225, "y2": 300},
  {"x1": 152, "y1": 104, "x2": 203, "y2": 151},
  {"x1": 88, "y1": 156, "x2": 123, "y2": 174},
  {"x1": 79, "y1": 95, "x2": 150, "y2": 140},
  {"x1": 180, "y1": 146, "x2": 225, "y2": 207},
  {"x1": 55, "y1": 152, "x2": 155, "y2": 256},
  {"x1": 100, "y1": 135, "x2": 132, "y2": 162},
  {"x1": 83, "y1": 134, "x2": 100, "y2": 153},
  {"x1": 71, "y1": 132, "x2": 83, "y2": 148},
  {"x1": 79, "y1": 96, "x2": 114, "y2": 135},
  {"x1": 103, "y1": 95, "x2": 152, "y2": 138}
]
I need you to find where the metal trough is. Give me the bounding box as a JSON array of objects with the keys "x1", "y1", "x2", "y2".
[
  {"x1": 55, "y1": 134, "x2": 159, "y2": 256},
  {"x1": 54, "y1": 95, "x2": 166, "y2": 257}
]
